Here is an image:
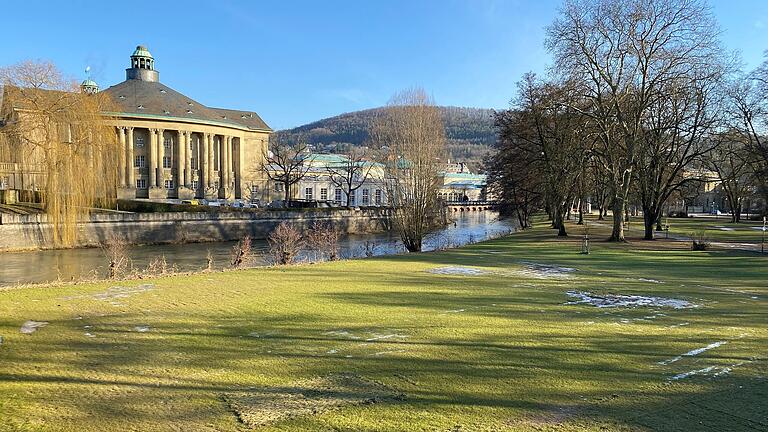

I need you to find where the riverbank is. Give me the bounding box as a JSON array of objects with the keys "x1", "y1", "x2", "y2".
[
  {"x1": 0, "y1": 207, "x2": 391, "y2": 252},
  {"x1": 0, "y1": 218, "x2": 765, "y2": 431}
]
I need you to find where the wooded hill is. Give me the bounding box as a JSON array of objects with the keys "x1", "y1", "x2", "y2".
[{"x1": 276, "y1": 106, "x2": 496, "y2": 171}]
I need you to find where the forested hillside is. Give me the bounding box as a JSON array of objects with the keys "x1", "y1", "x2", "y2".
[{"x1": 276, "y1": 106, "x2": 496, "y2": 170}]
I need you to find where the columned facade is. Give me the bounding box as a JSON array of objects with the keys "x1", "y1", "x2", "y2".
[{"x1": 106, "y1": 45, "x2": 271, "y2": 202}]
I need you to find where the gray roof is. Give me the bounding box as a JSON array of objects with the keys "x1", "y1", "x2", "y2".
[{"x1": 101, "y1": 79, "x2": 271, "y2": 131}]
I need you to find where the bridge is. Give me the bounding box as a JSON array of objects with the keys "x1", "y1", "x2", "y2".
[{"x1": 444, "y1": 200, "x2": 498, "y2": 212}]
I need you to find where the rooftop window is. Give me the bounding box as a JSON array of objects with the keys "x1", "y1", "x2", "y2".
[{"x1": 137, "y1": 105, "x2": 145, "y2": 110}]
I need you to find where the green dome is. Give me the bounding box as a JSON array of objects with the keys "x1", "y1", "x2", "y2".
[
  {"x1": 81, "y1": 78, "x2": 98, "y2": 87},
  {"x1": 131, "y1": 45, "x2": 153, "y2": 58}
]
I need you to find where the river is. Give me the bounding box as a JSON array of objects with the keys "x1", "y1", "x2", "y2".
[{"x1": 0, "y1": 212, "x2": 515, "y2": 286}]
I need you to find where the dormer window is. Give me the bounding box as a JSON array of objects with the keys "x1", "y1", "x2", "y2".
[
  {"x1": 186, "y1": 109, "x2": 193, "y2": 114},
  {"x1": 163, "y1": 110, "x2": 170, "y2": 115},
  {"x1": 119, "y1": 95, "x2": 126, "y2": 100},
  {"x1": 160, "y1": 89, "x2": 167, "y2": 94},
  {"x1": 187, "y1": 102, "x2": 194, "y2": 107},
  {"x1": 137, "y1": 105, "x2": 145, "y2": 110}
]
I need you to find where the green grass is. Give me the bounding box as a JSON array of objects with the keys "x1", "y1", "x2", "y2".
[
  {"x1": 0, "y1": 220, "x2": 766, "y2": 431},
  {"x1": 618, "y1": 215, "x2": 767, "y2": 244}
]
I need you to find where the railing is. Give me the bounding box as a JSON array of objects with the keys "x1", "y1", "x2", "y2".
[{"x1": 445, "y1": 200, "x2": 497, "y2": 206}]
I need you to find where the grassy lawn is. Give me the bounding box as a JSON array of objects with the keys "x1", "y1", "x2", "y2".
[
  {"x1": 0, "y1": 220, "x2": 766, "y2": 431},
  {"x1": 615, "y1": 215, "x2": 767, "y2": 244}
]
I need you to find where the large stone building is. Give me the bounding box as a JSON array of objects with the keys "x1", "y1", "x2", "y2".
[
  {"x1": 103, "y1": 46, "x2": 272, "y2": 200},
  {"x1": 0, "y1": 45, "x2": 272, "y2": 202}
]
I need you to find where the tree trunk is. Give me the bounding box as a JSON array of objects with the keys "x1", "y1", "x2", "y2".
[
  {"x1": 609, "y1": 199, "x2": 625, "y2": 242},
  {"x1": 556, "y1": 205, "x2": 568, "y2": 237},
  {"x1": 284, "y1": 184, "x2": 291, "y2": 207},
  {"x1": 655, "y1": 213, "x2": 663, "y2": 232},
  {"x1": 577, "y1": 199, "x2": 584, "y2": 225},
  {"x1": 643, "y1": 207, "x2": 657, "y2": 240}
]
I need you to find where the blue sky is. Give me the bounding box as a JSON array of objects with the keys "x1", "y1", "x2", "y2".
[{"x1": 1, "y1": 0, "x2": 766, "y2": 129}]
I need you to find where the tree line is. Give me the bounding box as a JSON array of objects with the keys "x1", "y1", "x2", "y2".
[{"x1": 487, "y1": 0, "x2": 768, "y2": 241}]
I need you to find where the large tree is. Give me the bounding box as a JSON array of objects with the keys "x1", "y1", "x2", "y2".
[
  {"x1": 371, "y1": 88, "x2": 446, "y2": 252},
  {"x1": 705, "y1": 133, "x2": 754, "y2": 222},
  {"x1": 493, "y1": 74, "x2": 588, "y2": 236},
  {"x1": 0, "y1": 60, "x2": 118, "y2": 246},
  {"x1": 547, "y1": 0, "x2": 722, "y2": 241}
]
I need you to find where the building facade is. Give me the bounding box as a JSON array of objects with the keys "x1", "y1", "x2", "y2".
[
  {"x1": 103, "y1": 46, "x2": 271, "y2": 200},
  {"x1": 0, "y1": 45, "x2": 272, "y2": 202}
]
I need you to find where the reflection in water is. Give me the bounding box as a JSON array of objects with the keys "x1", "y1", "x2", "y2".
[{"x1": 0, "y1": 212, "x2": 515, "y2": 286}]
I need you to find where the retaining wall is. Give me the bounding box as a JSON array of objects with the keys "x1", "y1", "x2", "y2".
[{"x1": 0, "y1": 209, "x2": 391, "y2": 251}]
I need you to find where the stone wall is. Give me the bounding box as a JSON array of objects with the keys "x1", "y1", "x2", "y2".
[{"x1": 0, "y1": 209, "x2": 391, "y2": 251}]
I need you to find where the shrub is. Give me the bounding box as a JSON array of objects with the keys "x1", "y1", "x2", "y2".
[
  {"x1": 691, "y1": 229, "x2": 711, "y2": 251},
  {"x1": 230, "y1": 236, "x2": 253, "y2": 268},
  {"x1": 100, "y1": 234, "x2": 129, "y2": 279},
  {"x1": 268, "y1": 222, "x2": 304, "y2": 265},
  {"x1": 305, "y1": 222, "x2": 341, "y2": 261}
]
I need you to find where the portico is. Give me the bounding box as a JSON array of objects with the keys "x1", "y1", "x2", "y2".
[{"x1": 103, "y1": 46, "x2": 271, "y2": 201}]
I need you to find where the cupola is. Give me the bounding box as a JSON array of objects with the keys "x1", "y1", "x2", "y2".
[{"x1": 126, "y1": 45, "x2": 159, "y2": 82}]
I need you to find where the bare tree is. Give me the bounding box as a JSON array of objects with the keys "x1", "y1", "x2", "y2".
[
  {"x1": 230, "y1": 236, "x2": 253, "y2": 268},
  {"x1": 305, "y1": 221, "x2": 340, "y2": 261},
  {"x1": 0, "y1": 60, "x2": 119, "y2": 246},
  {"x1": 326, "y1": 147, "x2": 375, "y2": 206},
  {"x1": 262, "y1": 135, "x2": 313, "y2": 206},
  {"x1": 493, "y1": 74, "x2": 588, "y2": 237},
  {"x1": 268, "y1": 221, "x2": 304, "y2": 265},
  {"x1": 101, "y1": 234, "x2": 129, "y2": 279},
  {"x1": 705, "y1": 134, "x2": 755, "y2": 222},
  {"x1": 634, "y1": 70, "x2": 725, "y2": 239},
  {"x1": 547, "y1": 0, "x2": 722, "y2": 241},
  {"x1": 371, "y1": 88, "x2": 446, "y2": 252}
]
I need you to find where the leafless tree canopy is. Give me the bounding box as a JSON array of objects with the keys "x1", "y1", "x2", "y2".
[
  {"x1": 371, "y1": 88, "x2": 446, "y2": 252},
  {"x1": 262, "y1": 135, "x2": 313, "y2": 206},
  {"x1": 326, "y1": 146, "x2": 375, "y2": 207},
  {"x1": 546, "y1": 0, "x2": 723, "y2": 241}
]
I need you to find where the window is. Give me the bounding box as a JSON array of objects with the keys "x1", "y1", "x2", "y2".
[
  {"x1": 335, "y1": 188, "x2": 342, "y2": 203},
  {"x1": 320, "y1": 188, "x2": 328, "y2": 201},
  {"x1": 275, "y1": 182, "x2": 284, "y2": 192},
  {"x1": 305, "y1": 187, "x2": 313, "y2": 201},
  {"x1": 191, "y1": 157, "x2": 197, "y2": 170},
  {"x1": 191, "y1": 180, "x2": 199, "y2": 190},
  {"x1": 189, "y1": 141, "x2": 194, "y2": 151},
  {"x1": 134, "y1": 155, "x2": 146, "y2": 168},
  {"x1": 214, "y1": 181, "x2": 219, "y2": 190},
  {"x1": 136, "y1": 137, "x2": 144, "y2": 148},
  {"x1": 350, "y1": 192, "x2": 356, "y2": 206},
  {"x1": 250, "y1": 184, "x2": 259, "y2": 202},
  {"x1": 163, "y1": 156, "x2": 172, "y2": 168},
  {"x1": 375, "y1": 189, "x2": 382, "y2": 205},
  {"x1": 136, "y1": 179, "x2": 147, "y2": 189},
  {"x1": 164, "y1": 138, "x2": 172, "y2": 149},
  {"x1": 164, "y1": 179, "x2": 174, "y2": 189},
  {"x1": 362, "y1": 188, "x2": 369, "y2": 205}
]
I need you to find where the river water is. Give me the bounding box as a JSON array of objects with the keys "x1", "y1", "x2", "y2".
[{"x1": 0, "y1": 212, "x2": 515, "y2": 286}]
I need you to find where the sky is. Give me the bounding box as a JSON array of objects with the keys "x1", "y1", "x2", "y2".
[{"x1": 0, "y1": 0, "x2": 766, "y2": 130}]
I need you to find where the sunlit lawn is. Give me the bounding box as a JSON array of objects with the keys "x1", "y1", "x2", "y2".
[
  {"x1": 614, "y1": 214, "x2": 767, "y2": 244},
  {"x1": 0, "y1": 219, "x2": 766, "y2": 431}
]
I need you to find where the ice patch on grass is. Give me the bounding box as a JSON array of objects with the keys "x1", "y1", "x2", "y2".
[
  {"x1": 658, "y1": 341, "x2": 727, "y2": 365},
  {"x1": 427, "y1": 266, "x2": 487, "y2": 276},
  {"x1": 366, "y1": 333, "x2": 408, "y2": 342},
  {"x1": 565, "y1": 291, "x2": 697, "y2": 309},
  {"x1": 62, "y1": 284, "x2": 155, "y2": 301},
  {"x1": 445, "y1": 309, "x2": 465, "y2": 313},
  {"x1": 20, "y1": 321, "x2": 48, "y2": 334},
  {"x1": 638, "y1": 278, "x2": 664, "y2": 284},
  {"x1": 713, "y1": 226, "x2": 735, "y2": 231},
  {"x1": 518, "y1": 262, "x2": 576, "y2": 279},
  {"x1": 670, "y1": 366, "x2": 717, "y2": 380},
  {"x1": 84, "y1": 332, "x2": 95, "y2": 338},
  {"x1": 323, "y1": 330, "x2": 361, "y2": 340},
  {"x1": 134, "y1": 326, "x2": 151, "y2": 333}
]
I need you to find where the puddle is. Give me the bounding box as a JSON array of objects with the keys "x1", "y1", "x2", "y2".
[
  {"x1": 518, "y1": 262, "x2": 576, "y2": 278},
  {"x1": 565, "y1": 291, "x2": 698, "y2": 309},
  {"x1": 20, "y1": 321, "x2": 49, "y2": 334},
  {"x1": 658, "y1": 341, "x2": 727, "y2": 365},
  {"x1": 427, "y1": 266, "x2": 488, "y2": 276}
]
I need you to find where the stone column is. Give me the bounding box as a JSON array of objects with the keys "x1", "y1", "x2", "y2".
[
  {"x1": 219, "y1": 135, "x2": 226, "y2": 188},
  {"x1": 117, "y1": 127, "x2": 126, "y2": 187},
  {"x1": 201, "y1": 133, "x2": 208, "y2": 189},
  {"x1": 225, "y1": 136, "x2": 232, "y2": 189},
  {"x1": 207, "y1": 134, "x2": 214, "y2": 188},
  {"x1": 185, "y1": 133, "x2": 192, "y2": 187},
  {"x1": 148, "y1": 128, "x2": 156, "y2": 188},
  {"x1": 176, "y1": 130, "x2": 184, "y2": 189},
  {"x1": 156, "y1": 128, "x2": 165, "y2": 188},
  {"x1": 126, "y1": 127, "x2": 135, "y2": 187}
]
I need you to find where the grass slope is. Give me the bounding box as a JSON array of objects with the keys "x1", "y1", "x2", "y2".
[{"x1": 0, "y1": 219, "x2": 766, "y2": 431}]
